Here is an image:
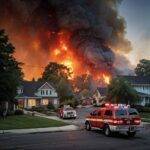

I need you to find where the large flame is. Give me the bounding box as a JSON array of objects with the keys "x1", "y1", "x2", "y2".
[{"x1": 47, "y1": 31, "x2": 112, "y2": 84}]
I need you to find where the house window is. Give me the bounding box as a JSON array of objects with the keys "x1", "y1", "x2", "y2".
[
  {"x1": 49, "y1": 90, "x2": 52, "y2": 95},
  {"x1": 46, "y1": 90, "x2": 48, "y2": 95},
  {"x1": 28, "y1": 99, "x2": 36, "y2": 107},
  {"x1": 41, "y1": 99, "x2": 49, "y2": 105}
]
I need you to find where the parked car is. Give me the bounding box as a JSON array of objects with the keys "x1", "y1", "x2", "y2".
[
  {"x1": 85, "y1": 103, "x2": 142, "y2": 137},
  {"x1": 58, "y1": 106, "x2": 77, "y2": 119}
]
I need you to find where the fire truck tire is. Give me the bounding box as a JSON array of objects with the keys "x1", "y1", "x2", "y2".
[
  {"x1": 104, "y1": 125, "x2": 111, "y2": 136},
  {"x1": 127, "y1": 131, "x2": 136, "y2": 137},
  {"x1": 85, "y1": 121, "x2": 91, "y2": 131}
]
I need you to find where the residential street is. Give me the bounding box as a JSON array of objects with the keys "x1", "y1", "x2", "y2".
[
  {"x1": 59, "y1": 106, "x2": 96, "y2": 127},
  {"x1": 0, "y1": 130, "x2": 150, "y2": 150},
  {"x1": 0, "y1": 106, "x2": 150, "y2": 150}
]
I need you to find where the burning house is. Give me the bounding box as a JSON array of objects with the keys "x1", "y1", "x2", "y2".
[{"x1": 0, "y1": 0, "x2": 133, "y2": 84}]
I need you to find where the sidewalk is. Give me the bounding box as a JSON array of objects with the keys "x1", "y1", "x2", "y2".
[
  {"x1": 0, "y1": 125, "x2": 80, "y2": 134},
  {"x1": 0, "y1": 111, "x2": 80, "y2": 134}
]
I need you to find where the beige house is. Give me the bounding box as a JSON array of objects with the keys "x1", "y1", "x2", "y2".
[{"x1": 16, "y1": 81, "x2": 59, "y2": 108}]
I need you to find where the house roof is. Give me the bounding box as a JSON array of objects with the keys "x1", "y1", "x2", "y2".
[
  {"x1": 17, "y1": 81, "x2": 56, "y2": 98},
  {"x1": 119, "y1": 76, "x2": 150, "y2": 85},
  {"x1": 97, "y1": 87, "x2": 107, "y2": 96}
]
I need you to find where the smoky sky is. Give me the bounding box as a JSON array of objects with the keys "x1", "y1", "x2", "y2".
[{"x1": 0, "y1": 0, "x2": 132, "y2": 79}]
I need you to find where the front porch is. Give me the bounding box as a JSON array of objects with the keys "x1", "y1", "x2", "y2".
[{"x1": 17, "y1": 97, "x2": 59, "y2": 109}]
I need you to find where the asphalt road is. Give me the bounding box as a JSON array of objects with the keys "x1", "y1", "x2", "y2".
[
  {"x1": 0, "y1": 130, "x2": 150, "y2": 150},
  {"x1": 61, "y1": 106, "x2": 96, "y2": 126}
]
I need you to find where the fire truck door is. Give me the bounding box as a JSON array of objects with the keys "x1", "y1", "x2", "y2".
[
  {"x1": 90, "y1": 110, "x2": 98, "y2": 127},
  {"x1": 96, "y1": 110, "x2": 103, "y2": 128}
]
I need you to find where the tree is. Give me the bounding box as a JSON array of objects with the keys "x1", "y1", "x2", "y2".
[
  {"x1": 0, "y1": 29, "x2": 23, "y2": 117},
  {"x1": 135, "y1": 59, "x2": 150, "y2": 76},
  {"x1": 107, "y1": 77, "x2": 139, "y2": 104},
  {"x1": 42, "y1": 62, "x2": 72, "y2": 85},
  {"x1": 42, "y1": 62, "x2": 73, "y2": 102},
  {"x1": 73, "y1": 74, "x2": 96, "y2": 93},
  {"x1": 57, "y1": 78, "x2": 73, "y2": 101}
]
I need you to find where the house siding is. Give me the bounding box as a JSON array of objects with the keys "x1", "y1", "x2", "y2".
[{"x1": 16, "y1": 81, "x2": 59, "y2": 108}]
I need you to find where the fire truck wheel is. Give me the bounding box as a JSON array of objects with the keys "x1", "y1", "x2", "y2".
[
  {"x1": 104, "y1": 126, "x2": 111, "y2": 136},
  {"x1": 85, "y1": 122, "x2": 91, "y2": 131},
  {"x1": 127, "y1": 131, "x2": 136, "y2": 137}
]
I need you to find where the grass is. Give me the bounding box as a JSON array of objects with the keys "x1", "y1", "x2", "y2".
[
  {"x1": 140, "y1": 112, "x2": 150, "y2": 123},
  {"x1": 0, "y1": 115, "x2": 67, "y2": 130}
]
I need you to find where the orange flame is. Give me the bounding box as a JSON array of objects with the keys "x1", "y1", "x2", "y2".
[{"x1": 103, "y1": 74, "x2": 111, "y2": 84}]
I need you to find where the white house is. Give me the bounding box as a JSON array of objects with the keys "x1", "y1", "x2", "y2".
[
  {"x1": 16, "y1": 81, "x2": 59, "y2": 108},
  {"x1": 122, "y1": 76, "x2": 150, "y2": 106}
]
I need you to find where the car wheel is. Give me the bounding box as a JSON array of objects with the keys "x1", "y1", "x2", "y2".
[
  {"x1": 85, "y1": 122, "x2": 91, "y2": 131},
  {"x1": 104, "y1": 126, "x2": 111, "y2": 136},
  {"x1": 127, "y1": 131, "x2": 136, "y2": 137}
]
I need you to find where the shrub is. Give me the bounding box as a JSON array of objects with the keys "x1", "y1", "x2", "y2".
[
  {"x1": 31, "y1": 106, "x2": 46, "y2": 112},
  {"x1": 61, "y1": 99, "x2": 79, "y2": 108},
  {"x1": 145, "y1": 103, "x2": 150, "y2": 107},
  {"x1": 14, "y1": 109, "x2": 24, "y2": 115},
  {"x1": 131, "y1": 104, "x2": 144, "y2": 112},
  {"x1": 143, "y1": 107, "x2": 150, "y2": 113},
  {"x1": 47, "y1": 103, "x2": 55, "y2": 110}
]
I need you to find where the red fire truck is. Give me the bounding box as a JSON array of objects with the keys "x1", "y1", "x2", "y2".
[{"x1": 85, "y1": 103, "x2": 142, "y2": 137}]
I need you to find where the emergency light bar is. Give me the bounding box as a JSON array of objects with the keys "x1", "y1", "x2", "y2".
[{"x1": 104, "y1": 103, "x2": 130, "y2": 109}]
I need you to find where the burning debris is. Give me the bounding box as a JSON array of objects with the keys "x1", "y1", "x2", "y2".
[{"x1": 0, "y1": 0, "x2": 132, "y2": 83}]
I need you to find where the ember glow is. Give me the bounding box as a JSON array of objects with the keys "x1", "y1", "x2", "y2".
[{"x1": 0, "y1": 0, "x2": 132, "y2": 85}]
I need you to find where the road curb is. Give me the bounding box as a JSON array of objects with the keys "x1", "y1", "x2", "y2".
[{"x1": 0, "y1": 125, "x2": 80, "y2": 134}]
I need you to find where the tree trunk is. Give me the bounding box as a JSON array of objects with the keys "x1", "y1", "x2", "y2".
[{"x1": 1, "y1": 101, "x2": 8, "y2": 119}]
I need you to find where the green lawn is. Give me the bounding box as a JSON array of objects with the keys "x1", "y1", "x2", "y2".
[
  {"x1": 0, "y1": 115, "x2": 67, "y2": 130},
  {"x1": 140, "y1": 112, "x2": 150, "y2": 123}
]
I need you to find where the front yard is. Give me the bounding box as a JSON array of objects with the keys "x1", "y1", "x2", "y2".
[
  {"x1": 140, "y1": 112, "x2": 150, "y2": 123},
  {"x1": 0, "y1": 115, "x2": 67, "y2": 130}
]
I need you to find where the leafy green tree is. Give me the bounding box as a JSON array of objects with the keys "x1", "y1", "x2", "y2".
[
  {"x1": 42, "y1": 62, "x2": 72, "y2": 84},
  {"x1": 107, "y1": 77, "x2": 139, "y2": 104},
  {"x1": 42, "y1": 62, "x2": 73, "y2": 102},
  {"x1": 57, "y1": 78, "x2": 73, "y2": 101},
  {"x1": 135, "y1": 59, "x2": 150, "y2": 76},
  {"x1": 0, "y1": 29, "x2": 23, "y2": 115}
]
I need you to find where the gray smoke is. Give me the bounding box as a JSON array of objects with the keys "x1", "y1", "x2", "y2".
[{"x1": 0, "y1": 0, "x2": 132, "y2": 77}]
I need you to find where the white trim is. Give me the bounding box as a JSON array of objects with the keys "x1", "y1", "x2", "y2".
[{"x1": 38, "y1": 82, "x2": 55, "y2": 90}]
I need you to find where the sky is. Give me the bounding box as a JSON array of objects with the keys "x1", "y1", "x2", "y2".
[{"x1": 119, "y1": 0, "x2": 150, "y2": 66}]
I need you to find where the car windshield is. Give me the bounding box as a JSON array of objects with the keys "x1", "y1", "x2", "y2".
[
  {"x1": 115, "y1": 109, "x2": 127, "y2": 116},
  {"x1": 128, "y1": 108, "x2": 139, "y2": 115}
]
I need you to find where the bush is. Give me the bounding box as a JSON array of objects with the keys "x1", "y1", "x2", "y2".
[
  {"x1": 14, "y1": 109, "x2": 24, "y2": 115},
  {"x1": 145, "y1": 103, "x2": 150, "y2": 107},
  {"x1": 47, "y1": 103, "x2": 55, "y2": 110},
  {"x1": 131, "y1": 104, "x2": 144, "y2": 112},
  {"x1": 61, "y1": 99, "x2": 79, "y2": 108},
  {"x1": 31, "y1": 106, "x2": 46, "y2": 112},
  {"x1": 143, "y1": 107, "x2": 150, "y2": 113}
]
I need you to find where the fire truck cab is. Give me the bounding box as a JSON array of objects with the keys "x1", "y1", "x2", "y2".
[{"x1": 85, "y1": 103, "x2": 142, "y2": 137}]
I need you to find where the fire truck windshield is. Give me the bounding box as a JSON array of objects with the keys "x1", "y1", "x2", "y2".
[{"x1": 115, "y1": 109, "x2": 127, "y2": 116}]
